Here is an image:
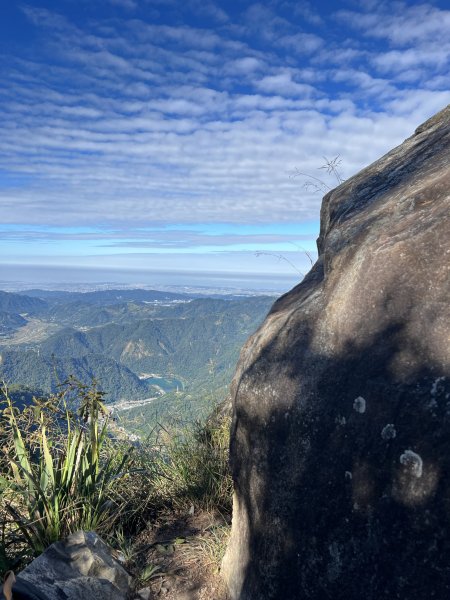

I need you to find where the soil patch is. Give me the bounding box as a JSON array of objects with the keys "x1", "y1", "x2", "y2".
[{"x1": 128, "y1": 510, "x2": 230, "y2": 600}]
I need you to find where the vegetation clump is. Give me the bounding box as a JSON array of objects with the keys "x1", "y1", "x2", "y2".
[
  {"x1": 0, "y1": 379, "x2": 133, "y2": 565},
  {"x1": 0, "y1": 379, "x2": 232, "y2": 584}
]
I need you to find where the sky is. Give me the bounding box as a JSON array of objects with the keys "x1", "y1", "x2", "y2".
[{"x1": 0, "y1": 0, "x2": 449, "y2": 291}]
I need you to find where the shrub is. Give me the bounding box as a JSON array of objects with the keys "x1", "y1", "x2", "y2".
[
  {"x1": 150, "y1": 415, "x2": 232, "y2": 514},
  {"x1": 0, "y1": 379, "x2": 233, "y2": 578},
  {"x1": 0, "y1": 379, "x2": 133, "y2": 556}
]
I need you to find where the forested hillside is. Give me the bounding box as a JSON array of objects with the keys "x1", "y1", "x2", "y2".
[
  {"x1": 0, "y1": 349, "x2": 156, "y2": 400},
  {"x1": 0, "y1": 290, "x2": 274, "y2": 413},
  {"x1": 0, "y1": 312, "x2": 27, "y2": 335},
  {"x1": 0, "y1": 291, "x2": 47, "y2": 315}
]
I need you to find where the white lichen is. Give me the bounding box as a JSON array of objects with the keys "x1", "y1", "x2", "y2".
[
  {"x1": 400, "y1": 450, "x2": 423, "y2": 478},
  {"x1": 381, "y1": 424, "x2": 396, "y2": 440},
  {"x1": 353, "y1": 396, "x2": 366, "y2": 414},
  {"x1": 335, "y1": 415, "x2": 346, "y2": 426},
  {"x1": 431, "y1": 376, "x2": 445, "y2": 397}
]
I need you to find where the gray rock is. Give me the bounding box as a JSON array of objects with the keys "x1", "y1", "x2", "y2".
[
  {"x1": 222, "y1": 105, "x2": 450, "y2": 599},
  {"x1": 17, "y1": 531, "x2": 132, "y2": 600},
  {"x1": 135, "y1": 587, "x2": 151, "y2": 600}
]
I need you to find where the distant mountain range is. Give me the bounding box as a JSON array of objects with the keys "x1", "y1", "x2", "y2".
[
  {"x1": 0, "y1": 289, "x2": 274, "y2": 410},
  {"x1": 22, "y1": 288, "x2": 193, "y2": 305},
  {"x1": 0, "y1": 290, "x2": 47, "y2": 315}
]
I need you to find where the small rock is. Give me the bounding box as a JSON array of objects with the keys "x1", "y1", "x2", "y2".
[
  {"x1": 16, "y1": 531, "x2": 132, "y2": 600},
  {"x1": 136, "y1": 586, "x2": 152, "y2": 600}
]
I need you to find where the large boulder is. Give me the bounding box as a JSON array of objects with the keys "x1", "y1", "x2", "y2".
[
  {"x1": 222, "y1": 106, "x2": 450, "y2": 600},
  {"x1": 16, "y1": 531, "x2": 131, "y2": 600}
]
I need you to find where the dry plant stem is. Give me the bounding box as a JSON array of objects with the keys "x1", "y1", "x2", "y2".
[
  {"x1": 290, "y1": 155, "x2": 344, "y2": 191},
  {"x1": 255, "y1": 251, "x2": 305, "y2": 277}
]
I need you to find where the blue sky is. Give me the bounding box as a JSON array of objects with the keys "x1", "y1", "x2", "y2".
[{"x1": 1, "y1": 0, "x2": 449, "y2": 289}]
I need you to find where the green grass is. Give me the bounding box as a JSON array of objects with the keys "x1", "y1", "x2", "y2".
[
  {"x1": 0, "y1": 378, "x2": 233, "y2": 577},
  {"x1": 150, "y1": 417, "x2": 232, "y2": 514}
]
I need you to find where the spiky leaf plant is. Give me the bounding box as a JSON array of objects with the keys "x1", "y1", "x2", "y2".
[{"x1": 1, "y1": 379, "x2": 133, "y2": 555}]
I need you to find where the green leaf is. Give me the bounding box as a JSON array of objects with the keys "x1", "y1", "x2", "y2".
[
  {"x1": 156, "y1": 543, "x2": 175, "y2": 555},
  {"x1": 139, "y1": 563, "x2": 162, "y2": 581},
  {"x1": 173, "y1": 537, "x2": 186, "y2": 545},
  {"x1": 40, "y1": 418, "x2": 55, "y2": 492}
]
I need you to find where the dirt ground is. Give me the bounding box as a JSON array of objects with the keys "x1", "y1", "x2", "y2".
[{"x1": 127, "y1": 510, "x2": 230, "y2": 600}]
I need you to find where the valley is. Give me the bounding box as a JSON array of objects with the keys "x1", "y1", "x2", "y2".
[
  {"x1": 0, "y1": 317, "x2": 62, "y2": 345},
  {"x1": 0, "y1": 288, "x2": 275, "y2": 427}
]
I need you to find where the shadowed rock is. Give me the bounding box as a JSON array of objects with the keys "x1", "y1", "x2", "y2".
[{"x1": 222, "y1": 105, "x2": 450, "y2": 600}]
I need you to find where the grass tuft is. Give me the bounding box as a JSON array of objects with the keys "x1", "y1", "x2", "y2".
[{"x1": 149, "y1": 416, "x2": 232, "y2": 514}]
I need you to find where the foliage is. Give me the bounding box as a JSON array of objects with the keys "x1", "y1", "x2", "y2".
[
  {"x1": 0, "y1": 379, "x2": 133, "y2": 557},
  {"x1": 0, "y1": 350, "x2": 156, "y2": 404},
  {"x1": 0, "y1": 291, "x2": 244, "y2": 584},
  {"x1": 0, "y1": 376, "x2": 233, "y2": 582},
  {"x1": 150, "y1": 415, "x2": 233, "y2": 514},
  {"x1": 106, "y1": 412, "x2": 233, "y2": 536},
  {"x1": 190, "y1": 523, "x2": 231, "y2": 574}
]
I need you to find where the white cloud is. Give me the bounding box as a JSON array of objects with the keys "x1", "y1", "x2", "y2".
[
  {"x1": 331, "y1": 69, "x2": 396, "y2": 100},
  {"x1": 345, "y1": 3, "x2": 450, "y2": 46},
  {"x1": 20, "y1": 5, "x2": 70, "y2": 29},
  {"x1": 256, "y1": 72, "x2": 317, "y2": 97},
  {"x1": 278, "y1": 32, "x2": 324, "y2": 54},
  {"x1": 373, "y1": 47, "x2": 449, "y2": 73},
  {"x1": 335, "y1": 2, "x2": 450, "y2": 82},
  {"x1": 1, "y1": 1, "x2": 448, "y2": 236},
  {"x1": 224, "y1": 57, "x2": 264, "y2": 75}
]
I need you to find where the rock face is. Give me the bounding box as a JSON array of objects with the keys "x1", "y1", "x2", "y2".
[
  {"x1": 222, "y1": 106, "x2": 450, "y2": 600},
  {"x1": 17, "y1": 531, "x2": 131, "y2": 600}
]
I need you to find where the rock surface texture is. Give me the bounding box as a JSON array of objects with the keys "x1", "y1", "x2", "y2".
[
  {"x1": 222, "y1": 106, "x2": 450, "y2": 600},
  {"x1": 17, "y1": 531, "x2": 131, "y2": 600}
]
